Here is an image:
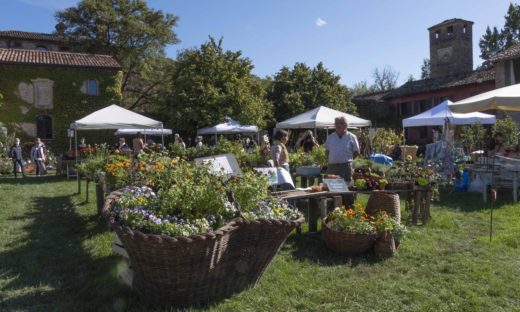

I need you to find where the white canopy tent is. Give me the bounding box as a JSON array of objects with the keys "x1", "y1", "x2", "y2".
[
  {"x1": 403, "y1": 100, "x2": 496, "y2": 128},
  {"x1": 275, "y1": 106, "x2": 371, "y2": 129},
  {"x1": 115, "y1": 128, "x2": 172, "y2": 136},
  {"x1": 197, "y1": 117, "x2": 258, "y2": 135},
  {"x1": 449, "y1": 83, "x2": 520, "y2": 113},
  {"x1": 70, "y1": 104, "x2": 164, "y2": 193}
]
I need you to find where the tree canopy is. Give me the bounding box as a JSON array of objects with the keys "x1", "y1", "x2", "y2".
[
  {"x1": 372, "y1": 66, "x2": 399, "y2": 91},
  {"x1": 162, "y1": 37, "x2": 272, "y2": 135},
  {"x1": 55, "y1": 0, "x2": 179, "y2": 109},
  {"x1": 267, "y1": 62, "x2": 356, "y2": 123},
  {"x1": 479, "y1": 3, "x2": 520, "y2": 64}
]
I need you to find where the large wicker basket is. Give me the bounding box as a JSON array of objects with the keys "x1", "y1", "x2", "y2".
[
  {"x1": 365, "y1": 191, "x2": 401, "y2": 222},
  {"x1": 103, "y1": 190, "x2": 304, "y2": 307},
  {"x1": 321, "y1": 218, "x2": 377, "y2": 255}
]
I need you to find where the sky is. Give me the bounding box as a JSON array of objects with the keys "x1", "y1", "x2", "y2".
[{"x1": 0, "y1": 0, "x2": 514, "y2": 87}]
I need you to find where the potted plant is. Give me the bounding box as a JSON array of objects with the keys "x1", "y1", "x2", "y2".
[
  {"x1": 378, "y1": 178, "x2": 388, "y2": 190},
  {"x1": 322, "y1": 203, "x2": 378, "y2": 255},
  {"x1": 103, "y1": 155, "x2": 303, "y2": 307}
]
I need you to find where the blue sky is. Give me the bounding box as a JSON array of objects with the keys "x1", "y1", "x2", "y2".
[{"x1": 0, "y1": 0, "x2": 513, "y2": 86}]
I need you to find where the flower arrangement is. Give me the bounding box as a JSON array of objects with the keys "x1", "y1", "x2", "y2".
[
  {"x1": 108, "y1": 158, "x2": 301, "y2": 237},
  {"x1": 326, "y1": 203, "x2": 406, "y2": 238}
]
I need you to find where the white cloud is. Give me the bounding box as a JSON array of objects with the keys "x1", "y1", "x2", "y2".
[{"x1": 316, "y1": 17, "x2": 327, "y2": 27}]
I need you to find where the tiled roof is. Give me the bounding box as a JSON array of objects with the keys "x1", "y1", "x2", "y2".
[
  {"x1": 491, "y1": 43, "x2": 520, "y2": 63},
  {"x1": 428, "y1": 18, "x2": 473, "y2": 30},
  {"x1": 0, "y1": 48, "x2": 121, "y2": 70},
  {"x1": 385, "y1": 69, "x2": 495, "y2": 99},
  {"x1": 352, "y1": 91, "x2": 389, "y2": 102},
  {"x1": 0, "y1": 30, "x2": 64, "y2": 42}
]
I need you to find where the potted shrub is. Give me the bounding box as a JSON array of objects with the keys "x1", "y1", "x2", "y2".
[{"x1": 103, "y1": 155, "x2": 303, "y2": 307}]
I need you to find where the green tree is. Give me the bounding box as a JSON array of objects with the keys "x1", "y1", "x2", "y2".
[
  {"x1": 479, "y1": 26, "x2": 503, "y2": 63},
  {"x1": 502, "y1": 2, "x2": 520, "y2": 49},
  {"x1": 372, "y1": 66, "x2": 399, "y2": 91},
  {"x1": 420, "y1": 58, "x2": 430, "y2": 79},
  {"x1": 55, "y1": 0, "x2": 179, "y2": 109},
  {"x1": 350, "y1": 81, "x2": 376, "y2": 96},
  {"x1": 493, "y1": 113, "x2": 519, "y2": 147},
  {"x1": 268, "y1": 62, "x2": 356, "y2": 123},
  {"x1": 163, "y1": 37, "x2": 272, "y2": 135}
]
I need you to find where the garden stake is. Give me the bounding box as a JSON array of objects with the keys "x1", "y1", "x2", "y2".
[{"x1": 490, "y1": 188, "x2": 496, "y2": 242}]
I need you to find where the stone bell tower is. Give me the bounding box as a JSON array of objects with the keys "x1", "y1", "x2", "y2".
[{"x1": 428, "y1": 18, "x2": 474, "y2": 78}]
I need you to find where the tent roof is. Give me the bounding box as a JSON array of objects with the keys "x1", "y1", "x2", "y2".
[
  {"x1": 70, "y1": 104, "x2": 163, "y2": 130},
  {"x1": 114, "y1": 128, "x2": 172, "y2": 136},
  {"x1": 403, "y1": 100, "x2": 496, "y2": 127},
  {"x1": 449, "y1": 83, "x2": 520, "y2": 113},
  {"x1": 275, "y1": 106, "x2": 371, "y2": 129},
  {"x1": 197, "y1": 117, "x2": 258, "y2": 135}
]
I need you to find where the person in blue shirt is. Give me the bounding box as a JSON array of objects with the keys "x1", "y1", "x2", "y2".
[{"x1": 10, "y1": 138, "x2": 26, "y2": 178}]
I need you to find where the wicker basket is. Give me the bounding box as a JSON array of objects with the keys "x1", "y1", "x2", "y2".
[
  {"x1": 365, "y1": 191, "x2": 401, "y2": 223},
  {"x1": 103, "y1": 190, "x2": 304, "y2": 307},
  {"x1": 321, "y1": 218, "x2": 377, "y2": 255},
  {"x1": 374, "y1": 231, "x2": 396, "y2": 258}
]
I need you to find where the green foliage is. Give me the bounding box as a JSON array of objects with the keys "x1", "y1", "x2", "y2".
[
  {"x1": 227, "y1": 170, "x2": 270, "y2": 212},
  {"x1": 370, "y1": 128, "x2": 402, "y2": 154},
  {"x1": 421, "y1": 58, "x2": 430, "y2": 79},
  {"x1": 162, "y1": 37, "x2": 272, "y2": 136},
  {"x1": 75, "y1": 144, "x2": 111, "y2": 183},
  {"x1": 479, "y1": 3, "x2": 520, "y2": 63},
  {"x1": 289, "y1": 145, "x2": 327, "y2": 167},
  {"x1": 268, "y1": 62, "x2": 356, "y2": 124},
  {"x1": 493, "y1": 113, "x2": 519, "y2": 147},
  {"x1": 0, "y1": 65, "x2": 122, "y2": 152},
  {"x1": 56, "y1": 0, "x2": 179, "y2": 109},
  {"x1": 458, "y1": 122, "x2": 488, "y2": 152}
]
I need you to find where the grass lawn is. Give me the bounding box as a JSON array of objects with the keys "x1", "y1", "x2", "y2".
[{"x1": 0, "y1": 175, "x2": 519, "y2": 311}]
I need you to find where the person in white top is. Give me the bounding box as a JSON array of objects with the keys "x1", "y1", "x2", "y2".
[{"x1": 324, "y1": 116, "x2": 360, "y2": 182}]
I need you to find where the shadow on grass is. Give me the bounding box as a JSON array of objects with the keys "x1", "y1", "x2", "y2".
[
  {"x1": 284, "y1": 232, "x2": 383, "y2": 267},
  {"x1": 0, "y1": 192, "x2": 138, "y2": 311},
  {"x1": 0, "y1": 175, "x2": 70, "y2": 185}
]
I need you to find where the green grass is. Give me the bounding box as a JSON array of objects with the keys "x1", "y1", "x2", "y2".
[{"x1": 0, "y1": 176, "x2": 519, "y2": 311}]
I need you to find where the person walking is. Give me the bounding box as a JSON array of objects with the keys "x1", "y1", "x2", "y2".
[
  {"x1": 10, "y1": 138, "x2": 26, "y2": 178},
  {"x1": 31, "y1": 138, "x2": 46, "y2": 176}
]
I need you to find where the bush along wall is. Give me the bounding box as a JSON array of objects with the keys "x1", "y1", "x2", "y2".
[{"x1": 0, "y1": 65, "x2": 122, "y2": 153}]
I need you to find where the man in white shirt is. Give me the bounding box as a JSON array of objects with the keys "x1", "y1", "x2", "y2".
[{"x1": 324, "y1": 116, "x2": 360, "y2": 183}]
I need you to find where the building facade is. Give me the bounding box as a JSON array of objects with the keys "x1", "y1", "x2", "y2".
[{"x1": 0, "y1": 28, "x2": 122, "y2": 152}]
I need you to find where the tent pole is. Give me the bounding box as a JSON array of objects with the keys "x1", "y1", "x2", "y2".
[
  {"x1": 75, "y1": 128, "x2": 80, "y2": 194},
  {"x1": 161, "y1": 126, "x2": 164, "y2": 147}
]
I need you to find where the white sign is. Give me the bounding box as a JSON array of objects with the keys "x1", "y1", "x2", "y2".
[
  {"x1": 255, "y1": 167, "x2": 295, "y2": 188},
  {"x1": 194, "y1": 153, "x2": 242, "y2": 178}
]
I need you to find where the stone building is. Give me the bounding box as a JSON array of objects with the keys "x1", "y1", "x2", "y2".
[
  {"x1": 354, "y1": 18, "x2": 496, "y2": 145},
  {"x1": 0, "y1": 28, "x2": 122, "y2": 152}
]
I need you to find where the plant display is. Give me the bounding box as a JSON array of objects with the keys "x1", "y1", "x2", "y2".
[
  {"x1": 107, "y1": 157, "x2": 301, "y2": 237},
  {"x1": 327, "y1": 204, "x2": 407, "y2": 238},
  {"x1": 352, "y1": 167, "x2": 387, "y2": 190},
  {"x1": 327, "y1": 203, "x2": 376, "y2": 234},
  {"x1": 75, "y1": 144, "x2": 111, "y2": 183},
  {"x1": 370, "y1": 128, "x2": 402, "y2": 154}
]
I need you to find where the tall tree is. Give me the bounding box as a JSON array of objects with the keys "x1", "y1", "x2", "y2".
[
  {"x1": 479, "y1": 26, "x2": 503, "y2": 63},
  {"x1": 163, "y1": 37, "x2": 272, "y2": 135},
  {"x1": 420, "y1": 58, "x2": 431, "y2": 79},
  {"x1": 372, "y1": 66, "x2": 399, "y2": 91},
  {"x1": 350, "y1": 81, "x2": 376, "y2": 97},
  {"x1": 502, "y1": 2, "x2": 520, "y2": 49},
  {"x1": 268, "y1": 62, "x2": 356, "y2": 123},
  {"x1": 55, "y1": 0, "x2": 179, "y2": 109}
]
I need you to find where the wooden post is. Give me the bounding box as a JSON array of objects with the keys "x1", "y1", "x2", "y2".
[
  {"x1": 413, "y1": 189, "x2": 421, "y2": 225},
  {"x1": 308, "y1": 197, "x2": 320, "y2": 233}
]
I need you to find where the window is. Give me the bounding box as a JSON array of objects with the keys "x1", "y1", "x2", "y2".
[
  {"x1": 87, "y1": 79, "x2": 98, "y2": 96},
  {"x1": 463, "y1": 24, "x2": 467, "y2": 34},
  {"x1": 36, "y1": 46, "x2": 48, "y2": 51},
  {"x1": 36, "y1": 115, "x2": 52, "y2": 139},
  {"x1": 447, "y1": 26, "x2": 454, "y2": 36},
  {"x1": 435, "y1": 30, "x2": 440, "y2": 39},
  {"x1": 419, "y1": 100, "x2": 430, "y2": 112},
  {"x1": 400, "y1": 102, "x2": 410, "y2": 116}
]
